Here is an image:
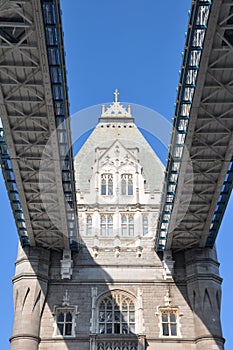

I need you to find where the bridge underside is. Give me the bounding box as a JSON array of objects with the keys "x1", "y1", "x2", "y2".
[
  {"x1": 157, "y1": 0, "x2": 233, "y2": 251},
  {"x1": 0, "y1": 0, "x2": 232, "y2": 254},
  {"x1": 0, "y1": 0, "x2": 78, "y2": 250}
]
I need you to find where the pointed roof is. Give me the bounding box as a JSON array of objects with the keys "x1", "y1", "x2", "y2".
[
  {"x1": 74, "y1": 95, "x2": 164, "y2": 194},
  {"x1": 99, "y1": 89, "x2": 134, "y2": 123}
]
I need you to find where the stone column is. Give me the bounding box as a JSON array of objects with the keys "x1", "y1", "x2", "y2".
[
  {"x1": 136, "y1": 288, "x2": 144, "y2": 334},
  {"x1": 10, "y1": 243, "x2": 50, "y2": 350},
  {"x1": 90, "y1": 287, "x2": 97, "y2": 333},
  {"x1": 185, "y1": 247, "x2": 224, "y2": 350},
  {"x1": 93, "y1": 209, "x2": 99, "y2": 236},
  {"x1": 134, "y1": 210, "x2": 141, "y2": 236}
]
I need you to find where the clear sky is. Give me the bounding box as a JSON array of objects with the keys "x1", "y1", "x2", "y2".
[{"x1": 0, "y1": 1, "x2": 232, "y2": 349}]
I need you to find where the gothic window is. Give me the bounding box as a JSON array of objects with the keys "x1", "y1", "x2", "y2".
[
  {"x1": 121, "y1": 174, "x2": 133, "y2": 195},
  {"x1": 121, "y1": 214, "x2": 134, "y2": 236},
  {"x1": 101, "y1": 174, "x2": 113, "y2": 195},
  {"x1": 55, "y1": 308, "x2": 75, "y2": 336},
  {"x1": 86, "y1": 215, "x2": 92, "y2": 235},
  {"x1": 160, "y1": 309, "x2": 178, "y2": 336},
  {"x1": 98, "y1": 292, "x2": 135, "y2": 335},
  {"x1": 100, "y1": 215, "x2": 113, "y2": 236},
  {"x1": 142, "y1": 215, "x2": 148, "y2": 236}
]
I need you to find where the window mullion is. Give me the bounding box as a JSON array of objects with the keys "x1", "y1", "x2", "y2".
[
  {"x1": 98, "y1": 294, "x2": 135, "y2": 335},
  {"x1": 160, "y1": 309, "x2": 178, "y2": 337}
]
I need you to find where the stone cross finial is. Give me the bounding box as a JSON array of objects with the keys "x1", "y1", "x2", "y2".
[
  {"x1": 114, "y1": 89, "x2": 119, "y2": 102},
  {"x1": 62, "y1": 289, "x2": 70, "y2": 306}
]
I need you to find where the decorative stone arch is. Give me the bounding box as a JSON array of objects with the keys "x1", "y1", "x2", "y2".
[
  {"x1": 97, "y1": 290, "x2": 136, "y2": 335},
  {"x1": 90, "y1": 288, "x2": 146, "y2": 350},
  {"x1": 90, "y1": 288, "x2": 144, "y2": 335},
  {"x1": 97, "y1": 288, "x2": 137, "y2": 302}
]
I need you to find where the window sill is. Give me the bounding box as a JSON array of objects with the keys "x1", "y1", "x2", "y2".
[
  {"x1": 159, "y1": 335, "x2": 181, "y2": 339},
  {"x1": 53, "y1": 335, "x2": 76, "y2": 339},
  {"x1": 95, "y1": 334, "x2": 142, "y2": 339}
]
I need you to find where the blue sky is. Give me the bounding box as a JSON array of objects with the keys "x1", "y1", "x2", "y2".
[{"x1": 0, "y1": 1, "x2": 232, "y2": 349}]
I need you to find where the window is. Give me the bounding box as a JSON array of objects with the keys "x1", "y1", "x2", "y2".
[
  {"x1": 160, "y1": 309, "x2": 178, "y2": 336},
  {"x1": 101, "y1": 174, "x2": 113, "y2": 195},
  {"x1": 55, "y1": 309, "x2": 74, "y2": 336},
  {"x1": 121, "y1": 214, "x2": 134, "y2": 236},
  {"x1": 98, "y1": 292, "x2": 135, "y2": 334},
  {"x1": 142, "y1": 215, "x2": 148, "y2": 236},
  {"x1": 100, "y1": 215, "x2": 113, "y2": 236},
  {"x1": 86, "y1": 215, "x2": 92, "y2": 235},
  {"x1": 121, "y1": 174, "x2": 133, "y2": 195},
  {"x1": 53, "y1": 291, "x2": 78, "y2": 338}
]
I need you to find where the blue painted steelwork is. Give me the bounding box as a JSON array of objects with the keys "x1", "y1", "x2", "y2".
[
  {"x1": 205, "y1": 158, "x2": 233, "y2": 247},
  {"x1": 0, "y1": 125, "x2": 30, "y2": 247},
  {"x1": 156, "y1": 0, "x2": 212, "y2": 251},
  {"x1": 41, "y1": 0, "x2": 79, "y2": 251}
]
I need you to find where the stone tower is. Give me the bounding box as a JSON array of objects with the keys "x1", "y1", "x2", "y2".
[{"x1": 10, "y1": 92, "x2": 224, "y2": 350}]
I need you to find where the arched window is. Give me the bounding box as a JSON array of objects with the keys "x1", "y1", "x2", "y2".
[
  {"x1": 101, "y1": 174, "x2": 113, "y2": 195},
  {"x1": 121, "y1": 214, "x2": 134, "y2": 236},
  {"x1": 100, "y1": 215, "x2": 113, "y2": 236},
  {"x1": 121, "y1": 174, "x2": 133, "y2": 195},
  {"x1": 86, "y1": 215, "x2": 92, "y2": 235},
  {"x1": 98, "y1": 292, "x2": 135, "y2": 334}
]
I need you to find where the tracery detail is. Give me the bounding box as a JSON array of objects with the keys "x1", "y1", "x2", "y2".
[
  {"x1": 121, "y1": 174, "x2": 133, "y2": 195},
  {"x1": 121, "y1": 214, "x2": 134, "y2": 236},
  {"x1": 101, "y1": 174, "x2": 113, "y2": 195},
  {"x1": 100, "y1": 215, "x2": 113, "y2": 236},
  {"x1": 98, "y1": 291, "x2": 135, "y2": 335}
]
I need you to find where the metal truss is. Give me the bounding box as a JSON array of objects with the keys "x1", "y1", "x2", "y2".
[
  {"x1": 156, "y1": 0, "x2": 233, "y2": 251},
  {"x1": 0, "y1": 0, "x2": 78, "y2": 251}
]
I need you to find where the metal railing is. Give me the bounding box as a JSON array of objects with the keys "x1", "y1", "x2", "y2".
[
  {"x1": 0, "y1": 124, "x2": 30, "y2": 247},
  {"x1": 42, "y1": 0, "x2": 79, "y2": 251}
]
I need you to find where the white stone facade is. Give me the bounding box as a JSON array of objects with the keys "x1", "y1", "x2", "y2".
[{"x1": 75, "y1": 99, "x2": 164, "y2": 261}]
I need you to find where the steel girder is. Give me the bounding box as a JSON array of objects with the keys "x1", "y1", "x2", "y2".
[
  {"x1": 0, "y1": 0, "x2": 78, "y2": 250},
  {"x1": 156, "y1": 0, "x2": 233, "y2": 251}
]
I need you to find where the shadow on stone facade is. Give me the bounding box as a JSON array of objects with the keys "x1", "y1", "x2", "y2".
[
  {"x1": 10, "y1": 238, "x2": 145, "y2": 350},
  {"x1": 172, "y1": 247, "x2": 224, "y2": 350},
  {"x1": 9, "y1": 233, "x2": 226, "y2": 350}
]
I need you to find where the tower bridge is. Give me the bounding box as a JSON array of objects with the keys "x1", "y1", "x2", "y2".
[
  {"x1": 0, "y1": 0, "x2": 232, "y2": 256},
  {"x1": 0, "y1": 1, "x2": 232, "y2": 350}
]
